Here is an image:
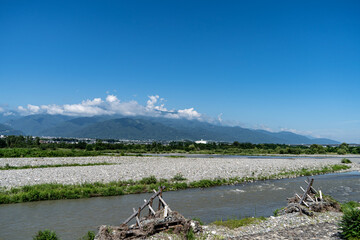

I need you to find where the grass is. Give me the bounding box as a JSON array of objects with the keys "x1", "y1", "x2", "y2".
[
  {"x1": 273, "y1": 207, "x2": 285, "y2": 217},
  {"x1": 0, "y1": 164, "x2": 351, "y2": 204},
  {"x1": 171, "y1": 173, "x2": 187, "y2": 181},
  {"x1": 341, "y1": 158, "x2": 352, "y2": 164},
  {"x1": 212, "y1": 216, "x2": 266, "y2": 229},
  {"x1": 79, "y1": 231, "x2": 95, "y2": 240},
  {"x1": 33, "y1": 229, "x2": 59, "y2": 240},
  {"x1": 339, "y1": 207, "x2": 360, "y2": 240},
  {"x1": 341, "y1": 201, "x2": 360, "y2": 213},
  {"x1": 0, "y1": 148, "x2": 102, "y2": 158},
  {"x1": 0, "y1": 162, "x2": 117, "y2": 170}
]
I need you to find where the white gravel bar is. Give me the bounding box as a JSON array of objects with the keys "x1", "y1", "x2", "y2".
[{"x1": 0, "y1": 155, "x2": 359, "y2": 188}]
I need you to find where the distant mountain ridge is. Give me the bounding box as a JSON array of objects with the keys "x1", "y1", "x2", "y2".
[
  {"x1": 2, "y1": 114, "x2": 340, "y2": 144},
  {"x1": 0, "y1": 123, "x2": 24, "y2": 136}
]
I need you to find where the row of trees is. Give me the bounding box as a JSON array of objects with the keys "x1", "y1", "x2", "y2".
[{"x1": 0, "y1": 135, "x2": 359, "y2": 155}]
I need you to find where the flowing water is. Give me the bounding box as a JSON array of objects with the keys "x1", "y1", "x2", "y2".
[{"x1": 1, "y1": 171, "x2": 360, "y2": 240}]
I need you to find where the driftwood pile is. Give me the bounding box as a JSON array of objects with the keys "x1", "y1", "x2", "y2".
[
  {"x1": 95, "y1": 187, "x2": 201, "y2": 240},
  {"x1": 278, "y1": 178, "x2": 341, "y2": 216},
  {"x1": 95, "y1": 209, "x2": 201, "y2": 240}
]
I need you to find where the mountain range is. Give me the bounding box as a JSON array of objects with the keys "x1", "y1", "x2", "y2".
[{"x1": 0, "y1": 114, "x2": 339, "y2": 144}]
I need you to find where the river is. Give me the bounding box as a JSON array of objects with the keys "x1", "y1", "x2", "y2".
[{"x1": 0, "y1": 171, "x2": 359, "y2": 240}]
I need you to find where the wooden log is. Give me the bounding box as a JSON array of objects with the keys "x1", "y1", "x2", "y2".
[
  {"x1": 158, "y1": 187, "x2": 163, "y2": 211},
  {"x1": 319, "y1": 190, "x2": 323, "y2": 201},
  {"x1": 300, "y1": 179, "x2": 314, "y2": 206},
  {"x1": 133, "y1": 208, "x2": 141, "y2": 227},
  {"x1": 307, "y1": 194, "x2": 316, "y2": 203},
  {"x1": 159, "y1": 196, "x2": 172, "y2": 212},
  {"x1": 164, "y1": 205, "x2": 168, "y2": 217},
  {"x1": 296, "y1": 193, "x2": 309, "y2": 207},
  {"x1": 300, "y1": 186, "x2": 306, "y2": 193},
  {"x1": 144, "y1": 199, "x2": 156, "y2": 215},
  {"x1": 149, "y1": 198, "x2": 154, "y2": 216},
  {"x1": 123, "y1": 186, "x2": 165, "y2": 224},
  {"x1": 305, "y1": 180, "x2": 318, "y2": 194}
]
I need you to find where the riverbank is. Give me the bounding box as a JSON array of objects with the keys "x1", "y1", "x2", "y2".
[
  {"x1": 1, "y1": 155, "x2": 358, "y2": 188},
  {"x1": 204, "y1": 211, "x2": 343, "y2": 239},
  {"x1": 149, "y1": 211, "x2": 343, "y2": 239}
]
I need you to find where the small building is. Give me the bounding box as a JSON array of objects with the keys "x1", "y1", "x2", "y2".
[{"x1": 195, "y1": 139, "x2": 208, "y2": 144}]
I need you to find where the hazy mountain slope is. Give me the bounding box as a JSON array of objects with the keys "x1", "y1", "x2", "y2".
[
  {"x1": 0, "y1": 123, "x2": 23, "y2": 135},
  {"x1": 5, "y1": 114, "x2": 73, "y2": 136},
  {"x1": 70, "y1": 118, "x2": 189, "y2": 140},
  {"x1": 141, "y1": 117, "x2": 287, "y2": 143},
  {"x1": 39, "y1": 116, "x2": 112, "y2": 137},
  {"x1": 255, "y1": 130, "x2": 339, "y2": 144},
  {"x1": 3, "y1": 114, "x2": 340, "y2": 144}
]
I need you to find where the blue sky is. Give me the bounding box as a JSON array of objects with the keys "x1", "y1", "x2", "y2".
[{"x1": 0, "y1": 0, "x2": 359, "y2": 143}]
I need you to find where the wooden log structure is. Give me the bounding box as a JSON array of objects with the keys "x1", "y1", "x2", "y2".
[
  {"x1": 305, "y1": 179, "x2": 318, "y2": 194},
  {"x1": 299, "y1": 178, "x2": 314, "y2": 206},
  {"x1": 144, "y1": 199, "x2": 156, "y2": 216},
  {"x1": 123, "y1": 186, "x2": 165, "y2": 225}
]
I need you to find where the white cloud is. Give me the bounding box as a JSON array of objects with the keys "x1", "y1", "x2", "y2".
[
  {"x1": 16, "y1": 95, "x2": 204, "y2": 121},
  {"x1": 217, "y1": 113, "x2": 223, "y2": 123},
  {"x1": 253, "y1": 125, "x2": 322, "y2": 138},
  {"x1": 279, "y1": 128, "x2": 316, "y2": 137},
  {"x1": 106, "y1": 95, "x2": 118, "y2": 103},
  {"x1": 253, "y1": 124, "x2": 276, "y2": 132},
  {"x1": 0, "y1": 107, "x2": 4, "y2": 113},
  {"x1": 177, "y1": 108, "x2": 202, "y2": 120},
  {"x1": 28, "y1": 104, "x2": 41, "y2": 114}
]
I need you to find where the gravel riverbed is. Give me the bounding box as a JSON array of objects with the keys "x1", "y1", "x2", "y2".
[
  {"x1": 203, "y1": 211, "x2": 343, "y2": 239},
  {"x1": 0, "y1": 155, "x2": 359, "y2": 188},
  {"x1": 149, "y1": 211, "x2": 344, "y2": 240}
]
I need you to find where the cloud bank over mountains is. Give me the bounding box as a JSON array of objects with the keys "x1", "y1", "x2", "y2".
[{"x1": 16, "y1": 95, "x2": 203, "y2": 121}]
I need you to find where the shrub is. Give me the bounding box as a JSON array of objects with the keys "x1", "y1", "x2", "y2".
[
  {"x1": 139, "y1": 176, "x2": 157, "y2": 184},
  {"x1": 171, "y1": 173, "x2": 187, "y2": 181},
  {"x1": 339, "y1": 208, "x2": 360, "y2": 239},
  {"x1": 273, "y1": 208, "x2": 280, "y2": 217},
  {"x1": 79, "y1": 231, "x2": 95, "y2": 240},
  {"x1": 337, "y1": 149, "x2": 347, "y2": 155},
  {"x1": 341, "y1": 158, "x2": 352, "y2": 164},
  {"x1": 185, "y1": 228, "x2": 195, "y2": 240},
  {"x1": 33, "y1": 229, "x2": 59, "y2": 240},
  {"x1": 341, "y1": 201, "x2": 360, "y2": 213}
]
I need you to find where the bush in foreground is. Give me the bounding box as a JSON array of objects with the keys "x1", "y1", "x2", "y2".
[
  {"x1": 339, "y1": 207, "x2": 360, "y2": 239},
  {"x1": 33, "y1": 230, "x2": 59, "y2": 240}
]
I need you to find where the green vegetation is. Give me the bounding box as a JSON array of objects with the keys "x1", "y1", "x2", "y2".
[
  {"x1": 0, "y1": 148, "x2": 101, "y2": 158},
  {"x1": 341, "y1": 158, "x2": 352, "y2": 164},
  {"x1": 0, "y1": 164, "x2": 350, "y2": 204},
  {"x1": 212, "y1": 216, "x2": 266, "y2": 229},
  {"x1": 341, "y1": 201, "x2": 360, "y2": 213},
  {"x1": 273, "y1": 207, "x2": 285, "y2": 217},
  {"x1": 339, "y1": 207, "x2": 360, "y2": 239},
  {"x1": 1, "y1": 135, "x2": 360, "y2": 158},
  {"x1": 185, "y1": 228, "x2": 196, "y2": 240},
  {"x1": 33, "y1": 230, "x2": 59, "y2": 240},
  {"x1": 172, "y1": 173, "x2": 187, "y2": 181},
  {"x1": 192, "y1": 217, "x2": 204, "y2": 225},
  {"x1": 79, "y1": 231, "x2": 95, "y2": 240},
  {"x1": 0, "y1": 162, "x2": 117, "y2": 170}
]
